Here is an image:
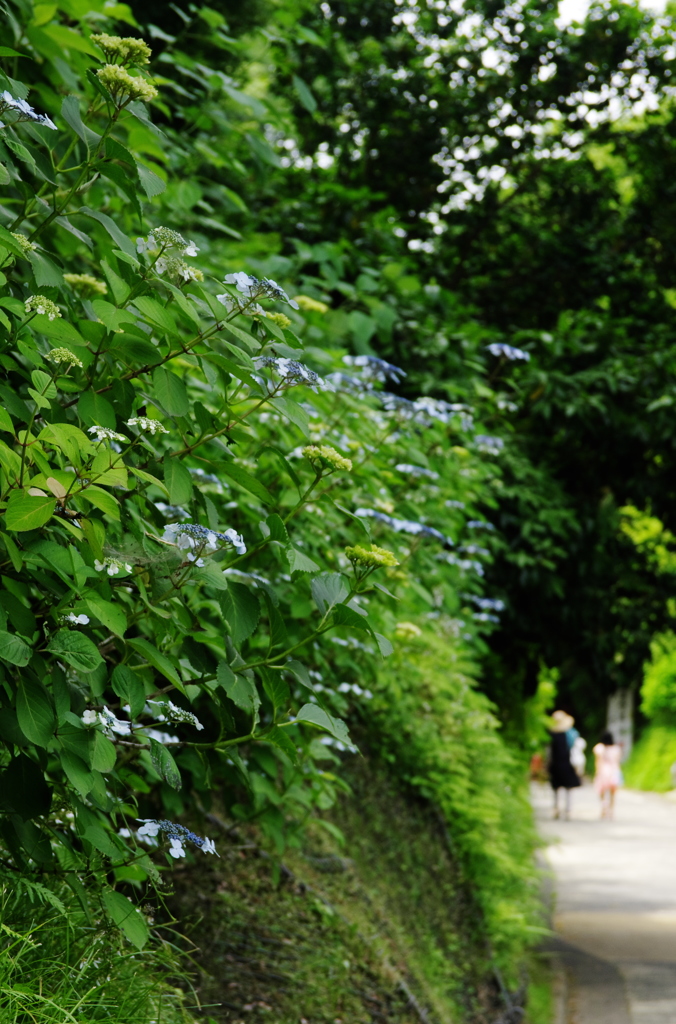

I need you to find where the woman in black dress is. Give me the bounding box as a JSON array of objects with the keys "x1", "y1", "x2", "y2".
[{"x1": 549, "y1": 709, "x2": 581, "y2": 819}]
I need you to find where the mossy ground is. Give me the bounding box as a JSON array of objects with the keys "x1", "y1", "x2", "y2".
[{"x1": 169, "y1": 756, "x2": 550, "y2": 1024}]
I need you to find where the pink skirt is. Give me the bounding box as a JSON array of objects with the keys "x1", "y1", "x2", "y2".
[{"x1": 594, "y1": 762, "x2": 622, "y2": 794}]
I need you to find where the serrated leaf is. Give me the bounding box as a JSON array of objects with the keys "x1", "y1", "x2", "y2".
[
  {"x1": 148, "y1": 736, "x2": 181, "y2": 789},
  {"x1": 84, "y1": 594, "x2": 127, "y2": 637},
  {"x1": 164, "y1": 459, "x2": 193, "y2": 505},
  {"x1": 152, "y1": 367, "x2": 189, "y2": 417},
  {"x1": 133, "y1": 295, "x2": 177, "y2": 336},
  {"x1": 78, "y1": 485, "x2": 120, "y2": 519},
  {"x1": 286, "y1": 546, "x2": 320, "y2": 574},
  {"x1": 261, "y1": 667, "x2": 289, "y2": 713},
  {"x1": 47, "y1": 630, "x2": 104, "y2": 673},
  {"x1": 5, "y1": 490, "x2": 54, "y2": 531},
  {"x1": 295, "y1": 704, "x2": 352, "y2": 746},
  {"x1": 220, "y1": 669, "x2": 259, "y2": 714},
  {"x1": 136, "y1": 162, "x2": 166, "y2": 197},
  {"x1": 219, "y1": 582, "x2": 260, "y2": 645},
  {"x1": 374, "y1": 632, "x2": 394, "y2": 657},
  {"x1": 263, "y1": 724, "x2": 299, "y2": 765},
  {"x1": 127, "y1": 637, "x2": 183, "y2": 689},
  {"x1": 0, "y1": 630, "x2": 32, "y2": 666},
  {"x1": 311, "y1": 573, "x2": 350, "y2": 615}
]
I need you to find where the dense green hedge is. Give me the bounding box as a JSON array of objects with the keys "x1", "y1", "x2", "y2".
[{"x1": 0, "y1": 0, "x2": 537, "y2": 998}]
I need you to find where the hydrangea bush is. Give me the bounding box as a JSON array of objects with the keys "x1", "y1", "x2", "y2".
[{"x1": 0, "y1": 3, "x2": 527, "y2": 963}]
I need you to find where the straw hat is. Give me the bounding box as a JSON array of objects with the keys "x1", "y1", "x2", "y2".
[{"x1": 550, "y1": 709, "x2": 575, "y2": 733}]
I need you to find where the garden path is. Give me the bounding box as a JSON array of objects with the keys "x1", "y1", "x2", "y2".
[{"x1": 533, "y1": 781, "x2": 676, "y2": 1024}]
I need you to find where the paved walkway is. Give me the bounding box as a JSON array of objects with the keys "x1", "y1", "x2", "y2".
[{"x1": 533, "y1": 781, "x2": 676, "y2": 1023}]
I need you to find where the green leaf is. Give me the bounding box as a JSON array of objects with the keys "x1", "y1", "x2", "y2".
[
  {"x1": 0, "y1": 225, "x2": 26, "y2": 259},
  {"x1": 89, "y1": 731, "x2": 117, "y2": 773},
  {"x1": 295, "y1": 704, "x2": 353, "y2": 746},
  {"x1": 47, "y1": 630, "x2": 104, "y2": 673},
  {"x1": 164, "y1": 459, "x2": 193, "y2": 505},
  {"x1": 148, "y1": 736, "x2": 181, "y2": 790},
  {"x1": 311, "y1": 573, "x2": 350, "y2": 615},
  {"x1": 77, "y1": 390, "x2": 117, "y2": 429},
  {"x1": 261, "y1": 668, "x2": 289, "y2": 713},
  {"x1": 127, "y1": 637, "x2": 183, "y2": 689},
  {"x1": 5, "y1": 491, "x2": 54, "y2": 532},
  {"x1": 265, "y1": 513, "x2": 289, "y2": 543},
  {"x1": 133, "y1": 295, "x2": 178, "y2": 336},
  {"x1": 219, "y1": 582, "x2": 260, "y2": 645},
  {"x1": 152, "y1": 367, "x2": 189, "y2": 417},
  {"x1": 0, "y1": 630, "x2": 32, "y2": 666},
  {"x1": 111, "y1": 664, "x2": 146, "y2": 718},
  {"x1": 136, "y1": 162, "x2": 166, "y2": 197},
  {"x1": 16, "y1": 678, "x2": 55, "y2": 747},
  {"x1": 263, "y1": 724, "x2": 299, "y2": 765},
  {"x1": 102, "y1": 890, "x2": 149, "y2": 950},
  {"x1": 273, "y1": 396, "x2": 310, "y2": 436},
  {"x1": 90, "y1": 298, "x2": 136, "y2": 332},
  {"x1": 60, "y1": 749, "x2": 97, "y2": 798},
  {"x1": 84, "y1": 594, "x2": 127, "y2": 637},
  {"x1": 220, "y1": 668, "x2": 259, "y2": 714},
  {"x1": 77, "y1": 207, "x2": 137, "y2": 258},
  {"x1": 286, "y1": 547, "x2": 320, "y2": 574},
  {"x1": 219, "y1": 462, "x2": 274, "y2": 506},
  {"x1": 223, "y1": 320, "x2": 261, "y2": 353},
  {"x1": 374, "y1": 632, "x2": 394, "y2": 657},
  {"x1": 27, "y1": 251, "x2": 64, "y2": 288},
  {"x1": 194, "y1": 562, "x2": 230, "y2": 591},
  {"x1": 332, "y1": 603, "x2": 372, "y2": 634},
  {"x1": 78, "y1": 485, "x2": 120, "y2": 520},
  {"x1": 293, "y1": 74, "x2": 318, "y2": 113},
  {"x1": 60, "y1": 94, "x2": 100, "y2": 149},
  {"x1": 82, "y1": 825, "x2": 122, "y2": 859},
  {"x1": 0, "y1": 47, "x2": 28, "y2": 57}
]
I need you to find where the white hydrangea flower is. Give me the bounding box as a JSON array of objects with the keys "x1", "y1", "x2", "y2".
[
  {"x1": 126, "y1": 416, "x2": 169, "y2": 434},
  {"x1": 65, "y1": 613, "x2": 90, "y2": 625},
  {"x1": 88, "y1": 425, "x2": 127, "y2": 443},
  {"x1": 81, "y1": 709, "x2": 98, "y2": 727}
]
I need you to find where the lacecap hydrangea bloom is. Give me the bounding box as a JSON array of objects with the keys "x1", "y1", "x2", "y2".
[
  {"x1": 147, "y1": 700, "x2": 204, "y2": 731},
  {"x1": 302, "y1": 445, "x2": 352, "y2": 472},
  {"x1": 345, "y1": 544, "x2": 399, "y2": 569},
  {"x1": 0, "y1": 91, "x2": 57, "y2": 130},
  {"x1": 47, "y1": 348, "x2": 82, "y2": 368},
  {"x1": 95, "y1": 557, "x2": 133, "y2": 576},
  {"x1": 486, "y1": 342, "x2": 530, "y2": 362},
  {"x1": 90, "y1": 33, "x2": 152, "y2": 65},
  {"x1": 126, "y1": 416, "x2": 169, "y2": 434},
  {"x1": 63, "y1": 273, "x2": 108, "y2": 298},
  {"x1": 136, "y1": 819, "x2": 218, "y2": 858},
  {"x1": 136, "y1": 228, "x2": 198, "y2": 257},
  {"x1": 24, "y1": 296, "x2": 61, "y2": 320},
  {"x1": 221, "y1": 272, "x2": 299, "y2": 309},
  {"x1": 88, "y1": 425, "x2": 127, "y2": 443},
  {"x1": 96, "y1": 64, "x2": 158, "y2": 104},
  {"x1": 163, "y1": 522, "x2": 246, "y2": 556},
  {"x1": 10, "y1": 232, "x2": 36, "y2": 255}
]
